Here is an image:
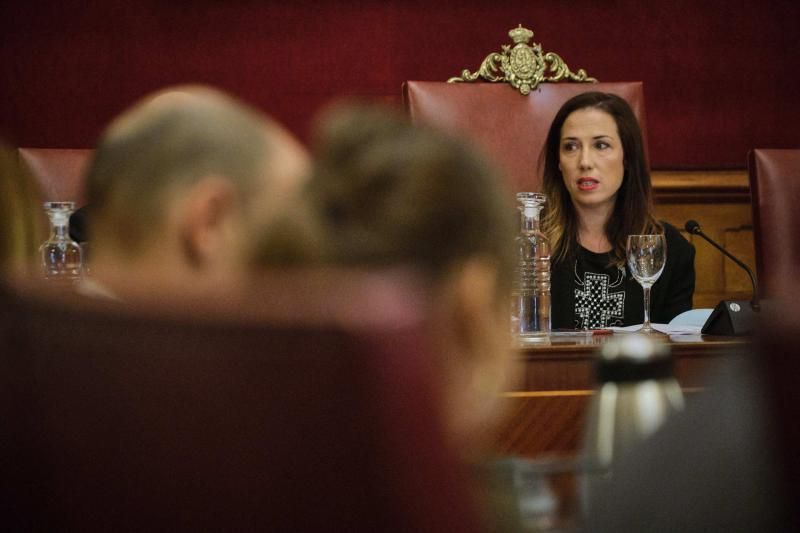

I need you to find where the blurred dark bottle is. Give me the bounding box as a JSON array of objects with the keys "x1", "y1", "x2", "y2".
[{"x1": 580, "y1": 334, "x2": 684, "y2": 512}]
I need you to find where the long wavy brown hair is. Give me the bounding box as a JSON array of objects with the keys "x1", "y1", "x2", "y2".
[{"x1": 540, "y1": 92, "x2": 661, "y2": 267}]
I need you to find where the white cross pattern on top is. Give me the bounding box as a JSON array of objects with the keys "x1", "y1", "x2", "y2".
[{"x1": 575, "y1": 272, "x2": 625, "y2": 329}]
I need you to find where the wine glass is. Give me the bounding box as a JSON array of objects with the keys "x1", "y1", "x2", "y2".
[{"x1": 626, "y1": 234, "x2": 666, "y2": 333}]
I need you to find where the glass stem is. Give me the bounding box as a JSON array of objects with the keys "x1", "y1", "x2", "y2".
[{"x1": 642, "y1": 285, "x2": 652, "y2": 330}]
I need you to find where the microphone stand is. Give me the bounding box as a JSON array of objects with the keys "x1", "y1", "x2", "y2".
[
  {"x1": 688, "y1": 229, "x2": 760, "y2": 312},
  {"x1": 685, "y1": 219, "x2": 760, "y2": 336}
]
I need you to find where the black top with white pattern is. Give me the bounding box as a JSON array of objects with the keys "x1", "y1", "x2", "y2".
[{"x1": 550, "y1": 222, "x2": 695, "y2": 330}]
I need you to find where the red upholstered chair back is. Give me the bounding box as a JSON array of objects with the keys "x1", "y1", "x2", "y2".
[
  {"x1": 748, "y1": 149, "x2": 800, "y2": 297},
  {"x1": 17, "y1": 148, "x2": 93, "y2": 206},
  {"x1": 1, "y1": 270, "x2": 480, "y2": 532},
  {"x1": 403, "y1": 81, "x2": 647, "y2": 193}
]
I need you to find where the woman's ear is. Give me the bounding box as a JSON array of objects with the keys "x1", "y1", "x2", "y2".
[{"x1": 178, "y1": 177, "x2": 239, "y2": 268}]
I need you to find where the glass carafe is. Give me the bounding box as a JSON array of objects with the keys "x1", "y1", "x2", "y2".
[
  {"x1": 511, "y1": 192, "x2": 551, "y2": 340},
  {"x1": 40, "y1": 201, "x2": 83, "y2": 283}
]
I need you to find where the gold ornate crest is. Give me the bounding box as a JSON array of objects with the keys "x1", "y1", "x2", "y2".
[{"x1": 447, "y1": 25, "x2": 597, "y2": 95}]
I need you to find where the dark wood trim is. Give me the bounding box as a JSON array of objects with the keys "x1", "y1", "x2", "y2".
[{"x1": 652, "y1": 170, "x2": 750, "y2": 204}]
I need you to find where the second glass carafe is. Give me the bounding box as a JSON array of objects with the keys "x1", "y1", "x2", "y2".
[{"x1": 40, "y1": 201, "x2": 83, "y2": 283}]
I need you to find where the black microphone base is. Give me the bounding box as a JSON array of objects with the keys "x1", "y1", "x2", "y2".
[{"x1": 701, "y1": 300, "x2": 757, "y2": 336}]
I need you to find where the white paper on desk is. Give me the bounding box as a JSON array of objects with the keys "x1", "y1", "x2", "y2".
[{"x1": 609, "y1": 323, "x2": 702, "y2": 335}]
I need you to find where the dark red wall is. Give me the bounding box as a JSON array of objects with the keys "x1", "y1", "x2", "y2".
[{"x1": 1, "y1": 0, "x2": 798, "y2": 169}]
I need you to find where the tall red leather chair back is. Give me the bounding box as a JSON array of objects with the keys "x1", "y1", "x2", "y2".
[
  {"x1": 403, "y1": 26, "x2": 647, "y2": 193},
  {"x1": 748, "y1": 148, "x2": 800, "y2": 297}
]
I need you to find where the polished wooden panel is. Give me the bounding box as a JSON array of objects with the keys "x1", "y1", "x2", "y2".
[
  {"x1": 494, "y1": 395, "x2": 590, "y2": 457},
  {"x1": 652, "y1": 170, "x2": 755, "y2": 309},
  {"x1": 493, "y1": 335, "x2": 748, "y2": 458}
]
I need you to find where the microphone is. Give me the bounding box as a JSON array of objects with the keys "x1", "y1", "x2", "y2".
[
  {"x1": 684, "y1": 219, "x2": 760, "y2": 335},
  {"x1": 684, "y1": 220, "x2": 760, "y2": 311}
]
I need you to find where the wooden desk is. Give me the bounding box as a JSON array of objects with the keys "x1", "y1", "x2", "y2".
[{"x1": 493, "y1": 334, "x2": 749, "y2": 457}]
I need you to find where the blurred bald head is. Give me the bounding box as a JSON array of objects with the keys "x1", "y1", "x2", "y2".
[{"x1": 85, "y1": 86, "x2": 310, "y2": 296}]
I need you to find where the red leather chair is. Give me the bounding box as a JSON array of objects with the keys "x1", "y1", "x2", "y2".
[
  {"x1": 404, "y1": 82, "x2": 646, "y2": 193},
  {"x1": 748, "y1": 149, "x2": 800, "y2": 297},
  {"x1": 403, "y1": 27, "x2": 647, "y2": 192},
  {"x1": 1, "y1": 269, "x2": 480, "y2": 532},
  {"x1": 17, "y1": 148, "x2": 93, "y2": 205}
]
